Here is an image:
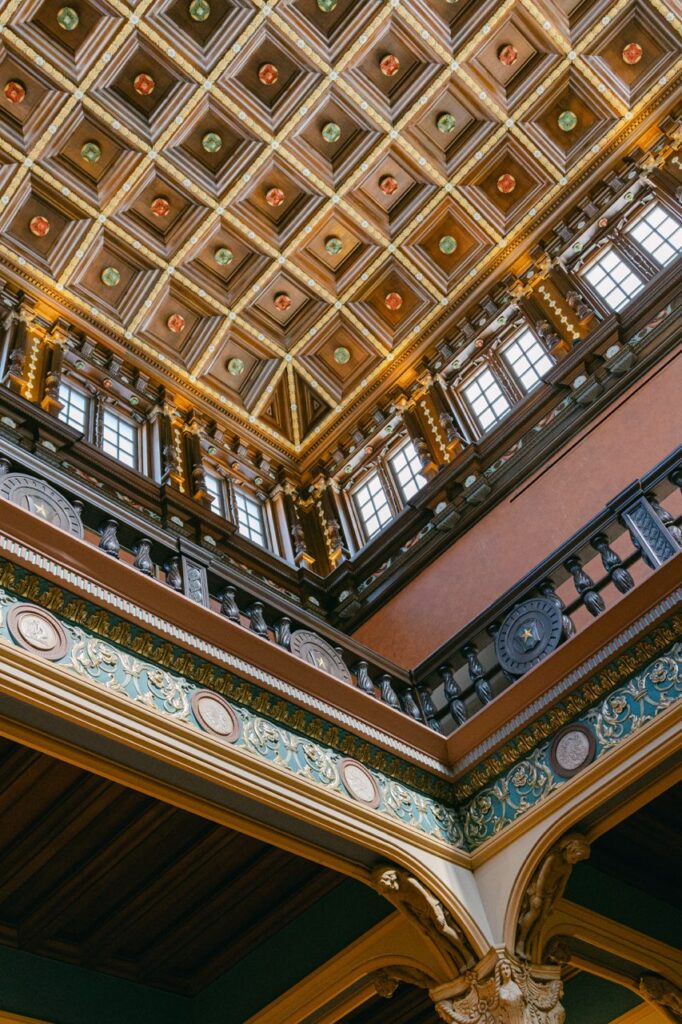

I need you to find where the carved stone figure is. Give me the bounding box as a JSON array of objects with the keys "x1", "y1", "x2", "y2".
[
  {"x1": 516, "y1": 835, "x2": 590, "y2": 961},
  {"x1": 435, "y1": 956, "x2": 565, "y2": 1024},
  {"x1": 639, "y1": 975, "x2": 682, "y2": 1022},
  {"x1": 371, "y1": 866, "x2": 474, "y2": 973}
]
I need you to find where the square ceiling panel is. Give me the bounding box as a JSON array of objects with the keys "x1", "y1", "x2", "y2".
[
  {"x1": 348, "y1": 258, "x2": 435, "y2": 348},
  {"x1": 280, "y1": 0, "x2": 382, "y2": 62},
  {"x1": 296, "y1": 312, "x2": 382, "y2": 401},
  {"x1": 112, "y1": 167, "x2": 208, "y2": 260},
  {"x1": 344, "y1": 16, "x2": 446, "y2": 124},
  {"x1": 137, "y1": 279, "x2": 222, "y2": 367},
  {"x1": 287, "y1": 87, "x2": 383, "y2": 189},
  {"x1": 403, "y1": 198, "x2": 495, "y2": 291},
  {"x1": 405, "y1": 77, "x2": 500, "y2": 178},
  {"x1": 146, "y1": 0, "x2": 256, "y2": 73},
  {"x1": 0, "y1": 41, "x2": 66, "y2": 152},
  {"x1": 408, "y1": 0, "x2": 499, "y2": 50},
  {"x1": 0, "y1": 174, "x2": 92, "y2": 277},
  {"x1": 8, "y1": 0, "x2": 122, "y2": 83},
  {"x1": 581, "y1": 1, "x2": 681, "y2": 108},
  {"x1": 220, "y1": 23, "x2": 322, "y2": 134},
  {"x1": 180, "y1": 220, "x2": 270, "y2": 308},
  {"x1": 349, "y1": 147, "x2": 438, "y2": 238},
  {"x1": 463, "y1": 5, "x2": 562, "y2": 112},
  {"x1": 293, "y1": 208, "x2": 380, "y2": 295},
  {"x1": 69, "y1": 230, "x2": 160, "y2": 325},
  {"x1": 201, "y1": 326, "x2": 280, "y2": 411},
  {"x1": 242, "y1": 271, "x2": 325, "y2": 349},
  {"x1": 38, "y1": 105, "x2": 143, "y2": 207},
  {"x1": 458, "y1": 134, "x2": 554, "y2": 234},
  {"x1": 231, "y1": 156, "x2": 326, "y2": 248}
]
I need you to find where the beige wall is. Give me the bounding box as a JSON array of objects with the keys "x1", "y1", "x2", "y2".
[{"x1": 353, "y1": 350, "x2": 682, "y2": 669}]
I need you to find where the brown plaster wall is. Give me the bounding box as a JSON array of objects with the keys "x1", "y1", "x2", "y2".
[{"x1": 352, "y1": 350, "x2": 682, "y2": 669}]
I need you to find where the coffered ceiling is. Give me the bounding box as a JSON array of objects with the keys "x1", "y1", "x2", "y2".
[{"x1": 0, "y1": 0, "x2": 679, "y2": 464}]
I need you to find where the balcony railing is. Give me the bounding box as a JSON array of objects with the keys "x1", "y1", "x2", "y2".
[{"x1": 411, "y1": 446, "x2": 682, "y2": 734}]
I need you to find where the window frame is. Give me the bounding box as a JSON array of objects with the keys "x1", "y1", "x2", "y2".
[
  {"x1": 460, "y1": 364, "x2": 513, "y2": 434},
  {"x1": 233, "y1": 486, "x2": 269, "y2": 549},
  {"x1": 500, "y1": 328, "x2": 554, "y2": 394},
  {"x1": 351, "y1": 468, "x2": 395, "y2": 543},
  {"x1": 100, "y1": 406, "x2": 139, "y2": 471},
  {"x1": 58, "y1": 379, "x2": 90, "y2": 435},
  {"x1": 204, "y1": 469, "x2": 227, "y2": 518},
  {"x1": 388, "y1": 439, "x2": 424, "y2": 503},
  {"x1": 581, "y1": 244, "x2": 645, "y2": 312},
  {"x1": 626, "y1": 200, "x2": 682, "y2": 268}
]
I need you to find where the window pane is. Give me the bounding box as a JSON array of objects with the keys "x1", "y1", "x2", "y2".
[
  {"x1": 58, "y1": 382, "x2": 88, "y2": 433},
  {"x1": 101, "y1": 409, "x2": 137, "y2": 469},
  {"x1": 235, "y1": 489, "x2": 266, "y2": 547},
  {"x1": 353, "y1": 472, "x2": 392, "y2": 541},
  {"x1": 502, "y1": 329, "x2": 553, "y2": 393},
  {"x1": 463, "y1": 368, "x2": 510, "y2": 432},
  {"x1": 205, "y1": 472, "x2": 225, "y2": 516},
  {"x1": 583, "y1": 247, "x2": 644, "y2": 311},
  {"x1": 389, "y1": 440, "x2": 424, "y2": 502},
  {"x1": 628, "y1": 203, "x2": 682, "y2": 267}
]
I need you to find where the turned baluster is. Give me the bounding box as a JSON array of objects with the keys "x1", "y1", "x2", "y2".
[
  {"x1": 591, "y1": 534, "x2": 634, "y2": 594},
  {"x1": 164, "y1": 556, "x2": 182, "y2": 591},
  {"x1": 274, "y1": 616, "x2": 291, "y2": 649},
  {"x1": 378, "y1": 674, "x2": 401, "y2": 709},
  {"x1": 461, "y1": 642, "x2": 493, "y2": 705},
  {"x1": 538, "y1": 579, "x2": 575, "y2": 638},
  {"x1": 417, "y1": 686, "x2": 442, "y2": 732},
  {"x1": 669, "y1": 468, "x2": 682, "y2": 495},
  {"x1": 487, "y1": 620, "x2": 515, "y2": 682},
  {"x1": 248, "y1": 601, "x2": 269, "y2": 639},
  {"x1": 219, "y1": 586, "x2": 241, "y2": 624},
  {"x1": 646, "y1": 491, "x2": 682, "y2": 546},
  {"x1": 98, "y1": 518, "x2": 120, "y2": 558},
  {"x1": 564, "y1": 555, "x2": 604, "y2": 616},
  {"x1": 353, "y1": 660, "x2": 376, "y2": 697},
  {"x1": 401, "y1": 687, "x2": 423, "y2": 722},
  {"x1": 133, "y1": 537, "x2": 154, "y2": 576},
  {"x1": 439, "y1": 664, "x2": 467, "y2": 727}
]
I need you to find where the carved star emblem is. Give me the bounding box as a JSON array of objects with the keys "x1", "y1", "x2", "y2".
[{"x1": 516, "y1": 620, "x2": 541, "y2": 651}]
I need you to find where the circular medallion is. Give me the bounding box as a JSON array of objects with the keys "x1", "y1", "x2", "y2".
[
  {"x1": 80, "y1": 140, "x2": 102, "y2": 163},
  {"x1": 379, "y1": 174, "x2": 398, "y2": 196},
  {"x1": 334, "y1": 345, "x2": 350, "y2": 364},
  {"x1": 622, "y1": 42, "x2": 643, "y2": 65},
  {"x1": 7, "y1": 604, "x2": 68, "y2": 661},
  {"x1": 265, "y1": 186, "x2": 285, "y2": 207},
  {"x1": 436, "y1": 112, "x2": 457, "y2": 134},
  {"x1": 100, "y1": 266, "x2": 120, "y2": 287},
  {"x1": 191, "y1": 690, "x2": 240, "y2": 741},
  {"x1": 496, "y1": 172, "x2": 516, "y2": 194},
  {"x1": 385, "y1": 291, "x2": 402, "y2": 311},
  {"x1": 325, "y1": 235, "x2": 343, "y2": 256},
  {"x1": 557, "y1": 110, "x2": 578, "y2": 132},
  {"x1": 227, "y1": 357, "x2": 245, "y2": 376},
  {"x1": 497, "y1": 43, "x2": 519, "y2": 66},
  {"x1": 167, "y1": 313, "x2": 186, "y2": 333},
  {"x1": 57, "y1": 6, "x2": 79, "y2": 30},
  {"x1": 340, "y1": 758, "x2": 381, "y2": 808},
  {"x1": 0, "y1": 474, "x2": 83, "y2": 536},
  {"x1": 290, "y1": 629, "x2": 353, "y2": 683},
  {"x1": 380, "y1": 53, "x2": 400, "y2": 77},
  {"x1": 202, "y1": 131, "x2": 222, "y2": 153},
  {"x1": 189, "y1": 0, "x2": 211, "y2": 21},
  {"x1": 29, "y1": 215, "x2": 50, "y2": 237},
  {"x1": 439, "y1": 234, "x2": 457, "y2": 254},
  {"x1": 214, "y1": 246, "x2": 233, "y2": 266},
  {"x1": 274, "y1": 291, "x2": 292, "y2": 312},
  {"x1": 258, "y1": 63, "x2": 279, "y2": 86},
  {"x1": 317, "y1": 0, "x2": 337, "y2": 9},
  {"x1": 495, "y1": 597, "x2": 563, "y2": 676},
  {"x1": 133, "y1": 73, "x2": 155, "y2": 96},
  {"x1": 321, "y1": 121, "x2": 341, "y2": 143},
  {"x1": 550, "y1": 724, "x2": 596, "y2": 777},
  {"x1": 4, "y1": 80, "x2": 26, "y2": 104},
  {"x1": 150, "y1": 195, "x2": 171, "y2": 217}
]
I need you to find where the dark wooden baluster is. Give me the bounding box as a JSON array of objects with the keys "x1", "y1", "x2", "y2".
[
  {"x1": 461, "y1": 643, "x2": 493, "y2": 705},
  {"x1": 401, "y1": 687, "x2": 423, "y2": 722},
  {"x1": 538, "y1": 580, "x2": 575, "y2": 638},
  {"x1": 379, "y1": 674, "x2": 401, "y2": 709},
  {"x1": 98, "y1": 519, "x2": 120, "y2": 558},
  {"x1": 164, "y1": 556, "x2": 182, "y2": 591},
  {"x1": 487, "y1": 620, "x2": 514, "y2": 682},
  {"x1": 439, "y1": 664, "x2": 467, "y2": 727},
  {"x1": 564, "y1": 556, "x2": 605, "y2": 616},
  {"x1": 591, "y1": 534, "x2": 633, "y2": 594},
  {"x1": 274, "y1": 616, "x2": 291, "y2": 649},
  {"x1": 248, "y1": 601, "x2": 269, "y2": 639},
  {"x1": 417, "y1": 686, "x2": 442, "y2": 732},
  {"x1": 646, "y1": 491, "x2": 682, "y2": 546},
  {"x1": 133, "y1": 538, "x2": 154, "y2": 576},
  {"x1": 670, "y1": 468, "x2": 682, "y2": 494},
  {"x1": 353, "y1": 661, "x2": 376, "y2": 697},
  {"x1": 219, "y1": 586, "x2": 241, "y2": 624},
  {"x1": 72, "y1": 499, "x2": 84, "y2": 522}
]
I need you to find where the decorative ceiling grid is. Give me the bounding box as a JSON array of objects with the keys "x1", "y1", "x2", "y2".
[{"x1": 0, "y1": 0, "x2": 679, "y2": 459}]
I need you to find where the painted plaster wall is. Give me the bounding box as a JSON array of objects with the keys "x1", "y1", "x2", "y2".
[{"x1": 353, "y1": 351, "x2": 682, "y2": 668}]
